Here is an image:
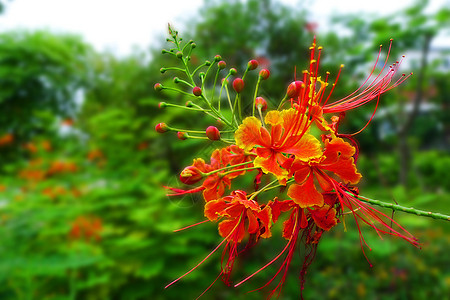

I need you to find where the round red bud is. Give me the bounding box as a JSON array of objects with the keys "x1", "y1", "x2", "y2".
[
  {"x1": 154, "y1": 83, "x2": 163, "y2": 92},
  {"x1": 206, "y1": 126, "x2": 220, "y2": 141},
  {"x1": 255, "y1": 97, "x2": 268, "y2": 111},
  {"x1": 180, "y1": 166, "x2": 204, "y2": 185},
  {"x1": 193, "y1": 86, "x2": 202, "y2": 96},
  {"x1": 155, "y1": 123, "x2": 169, "y2": 133},
  {"x1": 158, "y1": 102, "x2": 167, "y2": 109},
  {"x1": 259, "y1": 69, "x2": 270, "y2": 80},
  {"x1": 286, "y1": 80, "x2": 304, "y2": 98},
  {"x1": 214, "y1": 55, "x2": 222, "y2": 62},
  {"x1": 233, "y1": 78, "x2": 244, "y2": 93},
  {"x1": 218, "y1": 60, "x2": 226, "y2": 69},
  {"x1": 247, "y1": 59, "x2": 259, "y2": 70},
  {"x1": 177, "y1": 132, "x2": 188, "y2": 140}
]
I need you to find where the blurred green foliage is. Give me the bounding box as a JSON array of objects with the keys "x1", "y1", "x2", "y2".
[{"x1": 0, "y1": 0, "x2": 449, "y2": 299}]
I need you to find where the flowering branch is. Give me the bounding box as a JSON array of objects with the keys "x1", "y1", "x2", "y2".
[
  {"x1": 155, "y1": 25, "x2": 448, "y2": 300},
  {"x1": 354, "y1": 194, "x2": 450, "y2": 221}
]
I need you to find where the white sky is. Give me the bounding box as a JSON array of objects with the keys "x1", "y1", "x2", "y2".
[{"x1": 0, "y1": 0, "x2": 447, "y2": 56}]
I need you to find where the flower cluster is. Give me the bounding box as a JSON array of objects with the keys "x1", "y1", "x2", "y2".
[{"x1": 155, "y1": 26, "x2": 418, "y2": 298}]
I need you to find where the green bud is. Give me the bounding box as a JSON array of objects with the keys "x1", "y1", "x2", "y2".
[
  {"x1": 160, "y1": 68, "x2": 166, "y2": 74},
  {"x1": 230, "y1": 68, "x2": 237, "y2": 76},
  {"x1": 205, "y1": 60, "x2": 211, "y2": 66},
  {"x1": 173, "y1": 77, "x2": 181, "y2": 84},
  {"x1": 176, "y1": 51, "x2": 183, "y2": 59}
]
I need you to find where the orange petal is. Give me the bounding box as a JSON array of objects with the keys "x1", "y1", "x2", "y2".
[
  {"x1": 323, "y1": 137, "x2": 355, "y2": 162},
  {"x1": 322, "y1": 157, "x2": 362, "y2": 185},
  {"x1": 247, "y1": 210, "x2": 259, "y2": 234},
  {"x1": 256, "y1": 205, "x2": 273, "y2": 239},
  {"x1": 292, "y1": 164, "x2": 311, "y2": 184},
  {"x1": 265, "y1": 110, "x2": 283, "y2": 126},
  {"x1": 235, "y1": 117, "x2": 270, "y2": 151},
  {"x1": 254, "y1": 154, "x2": 288, "y2": 181},
  {"x1": 204, "y1": 199, "x2": 229, "y2": 221},
  {"x1": 310, "y1": 205, "x2": 338, "y2": 231},
  {"x1": 282, "y1": 211, "x2": 296, "y2": 239},
  {"x1": 268, "y1": 199, "x2": 294, "y2": 223},
  {"x1": 285, "y1": 133, "x2": 322, "y2": 161},
  {"x1": 219, "y1": 218, "x2": 245, "y2": 243},
  {"x1": 287, "y1": 175, "x2": 324, "y2": 208}
]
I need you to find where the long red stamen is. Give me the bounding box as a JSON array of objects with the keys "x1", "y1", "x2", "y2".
[
  {"x1": 322, "y1": 39, "x2": 408, "y2": 113},
  {"x1": 173, "y1": 219, "x2": 210, "y2": 232}
]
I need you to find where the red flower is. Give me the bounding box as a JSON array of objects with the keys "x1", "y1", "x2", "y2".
[
  {"x1": 204, "y1": 190, "x2": 272, "y2": 242},
  {"x1": 235, "y1": 108, "x2": 322, "y2": 182},
  {"x1": 166, "y1": 190, "x2": 272, "y2": 290},
  {"x1": 166, "y1": 145, "x2": 254, "y2": 201},
  {"x1": 286, "y1": 137, "x2": 361, "y2": 208}
]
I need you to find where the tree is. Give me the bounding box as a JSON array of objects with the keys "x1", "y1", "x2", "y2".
[{"x1": 0, "y1": 31, "x2": 93, "y2": 140}]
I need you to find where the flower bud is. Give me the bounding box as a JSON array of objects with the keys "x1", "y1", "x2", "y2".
[
  {"x1": 255, "y1": 97, "x2": 267, "y2": 111},
  {"x1": 158, "y1": 102, "x2": 168, "y2": 109},
  {"x1": 154, "y1": 83, "x2": 163, "y2": 92},
  {"x1": 229, "y1": 68, "x2": 237, "y2": 76},
  {"x1": 173, "y1": 77, "x2": 181, "y2": 83},
  {"x1": 214, "y1": 55, "x2": 222, "y2": 62},
  {"x1": 155, "y1": 123, "x2": 169, "y2": 133},
  {"x1": 160, "y1": 68, "x2": 167, "y2": 74},
  {"x1": 199, "y1": 72, "x2": 206, "y2": 79},
  {"x1": 205, "y1": 60, "x2": 211, "y2": 66},
  {"x1": 247, "y1": 59, "x2": 259, "y2": 70},
  {"x1": 180, "y1": 166, "x2": 204, "y2": 185},
  {"x1": 177, "y1": 132, "x2": 188, "y2": 140},
  {"x1": 185, "y1": 101, "x2": 194, "y2": 107},
  {"x1": 221, "y1": 78, "x2": 228, "y2": 85},
  {"x1": 193, "y1": 86, "x2": 202, "y2": 97},
  {"x1": 218, "y1": 60, "x2": 226, "y2": 69},
  {"x1": 176, "y1": 51, "x2": 183, "y2": 58},
  {"x1": 206, "y1": 126, "x2": 220, "y2": 141},
  {"x1": 259, "y1": 69, "x2": 270, "y2": 80},
  {"x1": 286, "y1": 80, "x2": 304, "y2": 98},
  {"x1": 191, "y1": 43, "x2": 196, "y2": 49},
  {"x1": 233, "y1": 78, "x2": 244, "y2": 93}
]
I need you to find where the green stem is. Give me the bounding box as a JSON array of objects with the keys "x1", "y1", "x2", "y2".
[
  {"x1": 257, "y1": 106, "x2": 266, "y2": 128},
  {"x1": 203, "y1": 160, "x2": 255, "y2": 177},
  {"x1": 175, "y1": 78, "x2": 194, "y2": 88},
  {"x1": 166, "y1": 127, "x2": 206, "y2": 134},
  {"x1": 220, "y1": 166, "x2": 259, "y2": 177},
  {"x1": 249, "y1": 178, "x2": 279, "y2": 201},
  {"x1": 163, "y1": 86, "x2": 195, "y2": 97},
  {"x1": 164, "y1": 67, "x2": 186, "y2": 72},
  {"x1": 353, "y1": 193, "x2": 450, "y2": 221},
  {"x1": 224, "y1": 84, "x2": 238, "y2": 127},
  {"x1": 199, "y1": 95, "x2": 233, "y2": 127},
  {"x1": 211, "y1": 67, "x2": 221, "y2": 106},
  {"x1": 252, "y1": 77, "x2": 262, "y2": 116},
  {"x1": 163, "y1": 103, "x2": 209, "y2": 112},
  {"x1": 277, "y1": 94, "x2": 290, "y2": 110}
]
